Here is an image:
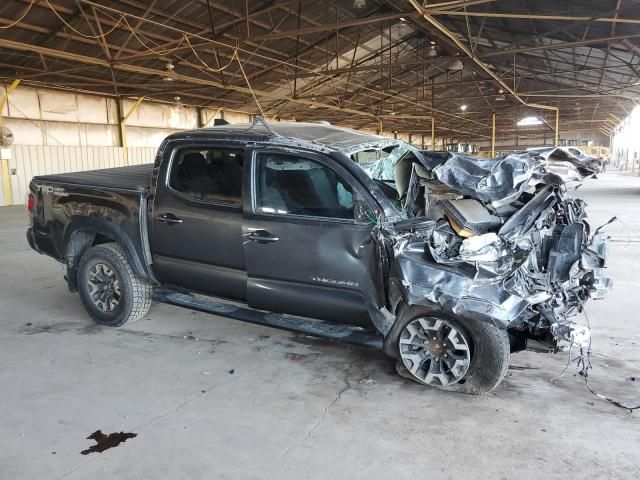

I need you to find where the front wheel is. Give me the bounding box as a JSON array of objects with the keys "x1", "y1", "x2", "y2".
[
  {"x1": 77, "y1": 243, "x2": 152, "y2": 327},
  {"x1": 388, "y1": 306, "x2": 510, "y2": 394}
]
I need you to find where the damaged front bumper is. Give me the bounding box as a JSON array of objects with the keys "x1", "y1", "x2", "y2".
[{"x1": 392, "y1": 245, "x2": 530, "y2": 328}]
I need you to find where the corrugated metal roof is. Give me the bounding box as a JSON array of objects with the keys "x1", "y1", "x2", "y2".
[{"x1": 0, "y1": 0, "x2": 638, "y2": 140}]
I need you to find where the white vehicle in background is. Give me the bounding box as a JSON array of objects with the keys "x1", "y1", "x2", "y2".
[{"x1": 527, "y1": 146, "x2": 605, "y2": 172}]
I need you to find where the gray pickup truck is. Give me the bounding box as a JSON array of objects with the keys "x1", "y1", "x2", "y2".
[{"x1": 26, "y1": 120, "x2": 612, "y2": 394}]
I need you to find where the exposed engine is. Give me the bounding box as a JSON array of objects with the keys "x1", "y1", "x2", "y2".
[{"x1": 371, "y1": 148, "x2": 613, "y2": 351}]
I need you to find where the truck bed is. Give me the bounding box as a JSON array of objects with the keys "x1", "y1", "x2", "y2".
[{"x1": 33, "y1": 163, "x2": 153, "y2": 193}]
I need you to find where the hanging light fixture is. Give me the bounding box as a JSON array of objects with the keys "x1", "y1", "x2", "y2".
[
  {"x1": 517, "y1": 116, "x2": 543, "y2": 126},
  {"x1": 163, "y1": 61, "x2": 175, "y2": 82}
]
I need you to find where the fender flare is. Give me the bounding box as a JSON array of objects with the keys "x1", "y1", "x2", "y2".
[{"x1": 62, "y1": 216, "x2": 153, "y2": 286}]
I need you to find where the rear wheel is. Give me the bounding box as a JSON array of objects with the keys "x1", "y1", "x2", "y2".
[
  {"x1": 77, "y1": 243, "x2": 152, "y2": 326},
  {"x1": 389, "y1": 306, "x2": 510, "y2": 394}
]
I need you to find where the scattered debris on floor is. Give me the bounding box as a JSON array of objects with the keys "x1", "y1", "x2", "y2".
[
  {"x1": 554, "y1": 341, "x2": 640, "y2": 413},
  {"x1": 80, "y1": 430, "x2": 137, "y2": 455},
  {"x1": 359, "y1": 377, "x2": 377, "y2": 385}
]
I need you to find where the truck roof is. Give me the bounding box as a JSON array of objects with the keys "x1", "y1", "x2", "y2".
[{"x1": 166, "y1": 121, "x2": 399, "y2": 154}]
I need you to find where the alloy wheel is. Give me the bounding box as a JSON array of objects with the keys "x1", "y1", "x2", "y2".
[
  {"x1": 399, "y1": 317, "x2": 471, "y2": 386},
  {"x1": 87, "y1": 263, "x2": 122, "y2": 313}
]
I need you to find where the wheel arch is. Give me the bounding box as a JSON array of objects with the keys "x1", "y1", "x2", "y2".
[
  {"x1": 63, "y1": 216, "x2": 151, "y2": 291},
  {"x1": 386, "y1": 303, "x2": 510, "y2": 394}
]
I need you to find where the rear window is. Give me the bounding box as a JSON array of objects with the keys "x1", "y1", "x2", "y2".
[{"x1": 169, "y1": 148, "x2": 244, "y2": 205}]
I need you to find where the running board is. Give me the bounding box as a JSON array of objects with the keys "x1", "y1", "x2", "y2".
[{"x1": 152, "y1": 289, "x2": 384, "y2": 349}]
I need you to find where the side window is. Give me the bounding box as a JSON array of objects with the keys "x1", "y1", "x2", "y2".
[
  {"x1": 255, "y1": 153, "x2": 354, "y2": 220},
  {"x1": 169, "y1": 147, "x2": 243, "y2": 205}
]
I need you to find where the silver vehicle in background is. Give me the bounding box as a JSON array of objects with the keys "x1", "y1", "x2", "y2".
[{"x1": 527, "y1": 146, "x2": 605, "y2": 172}]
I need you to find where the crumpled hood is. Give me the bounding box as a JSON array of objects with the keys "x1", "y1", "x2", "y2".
[{"x1": 421, "y1": 148, "x2": 597, "y2": 207}]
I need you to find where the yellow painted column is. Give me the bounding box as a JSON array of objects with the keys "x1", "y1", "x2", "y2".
[
  {"x1": 0, "y1": 79, "x2": 21, "y2": 206},
  {"x1": 491, "y1": 112, "x2": 496, "y2": 158},
  {"x1": 431, "y1": 117, "x2": 435, "y2": 149},
  {"x1": 0, "y1": 79, "x2": 20, "y2": 124},
  {"x1": 120, "y1": 97, "x2": 145, "y2": 165},
  {"x1": 555, "y1": 108, "x2": 560, "y2": 146},
  {"x1": 0, "y1": 156, "x2": 12, "y2": 206}
]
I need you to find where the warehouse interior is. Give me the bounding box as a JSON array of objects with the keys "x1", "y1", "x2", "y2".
[{"x1": 1, "y1": 1, "x2": 639, "y2": 479}]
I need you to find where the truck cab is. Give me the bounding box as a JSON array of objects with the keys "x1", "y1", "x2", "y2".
[{"x1": 149, "y1": 125, "x2": 392, "y2": 329}]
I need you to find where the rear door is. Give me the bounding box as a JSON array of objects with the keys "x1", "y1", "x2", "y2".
[
  {"x1": 150, "y1": 142, "x2": 247, "y2": 301},
  {"x1": 242, "y1": 148, "x2": 382, "y2": 327}
]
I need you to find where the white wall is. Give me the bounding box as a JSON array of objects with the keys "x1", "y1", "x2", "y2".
[
  {"x1": 0, "y1": 85, "x2": 263, "y2": 205},
  {"x1": 2, "y1": 85, "x2": 120, "y2": 146},
  {"x1": 0, "y1": 85, "x2": 252, "y2": 149}
]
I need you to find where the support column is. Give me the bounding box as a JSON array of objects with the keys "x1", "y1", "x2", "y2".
[
  {"x1": 120, "y1": 97, "x2": 144, "y2": 165},
  {"x1": 555, "y1": 108, "x2": 560, "y2": 146},
  {"x1": 491, "y1": 111, "x2": 496, "y2": 157},
  {"x1": 0, "y1": 79, "x2": 21, "y2": 206},
  {"x1": 196, "y1": 107, "x2": 204, "y2": 128},
  {"x1": 431, "y1": 117, "x2": 435, "y2": 150},
  {"x1": 0, "y1": 79, "x2": 20, "y2": 126},
  {"x1": 202, "y1": 107, "x2": 224, "y2": 128}
]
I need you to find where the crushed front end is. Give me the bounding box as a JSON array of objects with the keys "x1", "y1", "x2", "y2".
[{"x1": 368, "y1": 148, "x2": 613, "y2": 352}]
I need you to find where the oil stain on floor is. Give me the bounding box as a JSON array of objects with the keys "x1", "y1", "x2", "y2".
[{"x1": 81, "y1": 430, "x2": 137, "y2": 455}]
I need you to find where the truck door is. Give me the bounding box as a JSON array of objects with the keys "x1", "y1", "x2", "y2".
[
  {"x1": 242, "y1": 148, "x2": 382, "y2": 327},
  {"x1": 150, "y1": 142, "x2": 247, "y2": 301}
]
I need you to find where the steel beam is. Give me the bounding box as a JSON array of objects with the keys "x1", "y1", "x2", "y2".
[
  {"x1": 251, "y1": 12, "x2": 418, "y2": 40},
  {"x1": 407, "y1": 1, "x2": 558, "y2": 113},
  {"x1": 0, "y1": 39, "x2": 377, "y2": 120},
  {"x1": 428, "y1": 10, "x2": 640, "y2": 25},
  {"x1": 482, "y1": 33, "x2": 640, "y2": 57}
]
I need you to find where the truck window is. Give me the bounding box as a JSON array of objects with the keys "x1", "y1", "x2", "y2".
[
  {"x1": 255, "y1": 153, "x2": 354, "y2": 220},
  {"x1": 168, "y1": 147, "x2": 243, "y2": 205}
]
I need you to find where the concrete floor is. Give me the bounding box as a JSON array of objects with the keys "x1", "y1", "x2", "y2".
[{"x1": 1, "y1": 171, "x2": 639, "y2": 480}]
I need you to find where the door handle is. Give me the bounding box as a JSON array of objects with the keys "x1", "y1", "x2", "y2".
[
  {"x1": 157, "y1": 213, "x2": 183, "y2": 225},
  {"x1": 245, "y1": 229, "x2": 279, "y2": 244}
]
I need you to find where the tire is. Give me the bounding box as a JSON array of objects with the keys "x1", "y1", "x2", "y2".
[
  {"x1": 387, "y1": 305, "x2": 510, "y2": 395},
  {"x1": 77, "y1": 243, "x2": 152, "y2": 327}
]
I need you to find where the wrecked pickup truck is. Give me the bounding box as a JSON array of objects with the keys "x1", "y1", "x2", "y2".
[{"x1": 27, "y1": 120, "x2": 612, "y2": 394}]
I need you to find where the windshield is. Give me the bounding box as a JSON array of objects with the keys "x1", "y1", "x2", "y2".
[
  {"x1": 349, "y1": 140, "x2": 417, "y2": 216},
  {"x1": 351, "y1": 141, "x2": 412, "y2": 182}
]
